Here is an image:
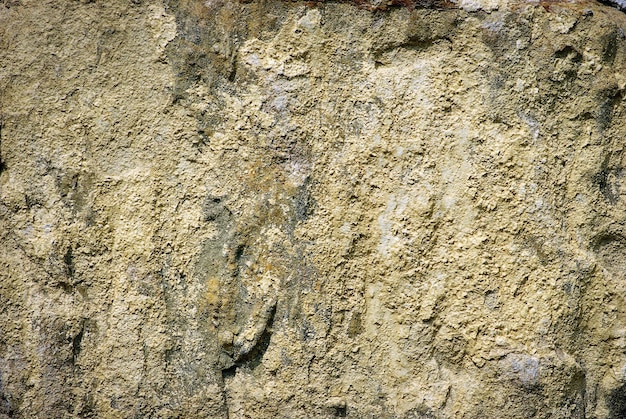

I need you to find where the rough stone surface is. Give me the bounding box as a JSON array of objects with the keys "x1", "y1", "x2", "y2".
[{"x1": 2, "y1": 0, "x2": 626, "y2": 417}]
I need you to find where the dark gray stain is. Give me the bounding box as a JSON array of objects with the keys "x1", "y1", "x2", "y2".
[
  {"x1": 405, "y1": 406, "x2": 436, "y2": 418},
  {"x1": 0, "y1": 370, "x2": 14, "y2": 418},
  {"x1": 554, "y1": 46, "x2": 582, "y2": 63},
  {"x1": 607, "y1": 383, "x2": 626, "y2": 419},
  {"x1": 203, "y1": 195, "x2": 230, "y2": 222},
  {"x1": 596, "y1": 88, "x2": 622, "y2": 131},
  {"x1": 553, "y1": 45, "x2": 582, "y2": 81},
  {"x1": 600, "y1": 0, "x2": 626, "y2": 12},
  {"x1": 593, "y1": 164, "x2": 622, "y2": 204},
  {"x1": 334, "y1": 404, "x2": 347, "y2": 417},
  {"x1": 601, "y1": 28, "x2": 623, "y2": 64}
]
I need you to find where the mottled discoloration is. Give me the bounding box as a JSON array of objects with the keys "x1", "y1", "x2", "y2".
[{"x1": 3, "y1": 0, "x2": 626, "y2": 417}]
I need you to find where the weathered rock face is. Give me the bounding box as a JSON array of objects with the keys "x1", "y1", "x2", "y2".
[{"x1": 2, "y1": 0, "x2": 626, "y2": 417}]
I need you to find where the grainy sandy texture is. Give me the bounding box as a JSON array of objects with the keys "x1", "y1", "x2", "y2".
[{"x1": 2, "y1": 0, "x2": 626, "y2": 417}]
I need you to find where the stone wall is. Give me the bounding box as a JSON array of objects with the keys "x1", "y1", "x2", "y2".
[{"x1": 2, "y1": 0, "x2": 626, "y2": 417}]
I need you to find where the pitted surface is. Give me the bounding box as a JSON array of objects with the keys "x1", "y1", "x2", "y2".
[{"x1": 2, "y1": 0, "x2": 626, "y2": 417}]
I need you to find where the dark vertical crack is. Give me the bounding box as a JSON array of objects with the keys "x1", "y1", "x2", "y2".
[
  {"x1": 64, "y1": 246, "x2": 75, "y2": 279},
  {"x1": 234, "y1": 303, "x2": 276, "y2": 368},
  {"x1": 71, "y1": 322, "x2": 84, "y2": 366},
  {"x1": 220, "y1": 303, "x2": 276, "y2": 418},
  {"x1": 0, "y1": 121, "x2": 5, "y2": 175}
]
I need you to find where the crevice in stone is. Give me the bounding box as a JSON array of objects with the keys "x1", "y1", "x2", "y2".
[
  {"x1": 219, "y1": 304, "x2": 277, "y2": 417},
  {"x1": 554, "y1": 45, "x2": 582, "y2": 62},
  {"x1": 334, "y1": 405, "x2": 347, "y2": 417},
  {"x1": 0, "y1": 121, "x2": 5, "y2": 176},
  {"x1": 221, "y1": 364, "x2": 237, "y2": 381},
  {"x1": 71, "y1": 322, "x2": 84, "y2": 366},
  {"x1": 64, "y1": 246, "x2": 75, "y2": 279},
  {"x1": 593, "y1": 155, "x2": 623, "y2": 204},
  {"x1": 234, "y1": 303, "x2": 276, "y2": 369},
  {"x1": 227, "y1": 51, "x2": 238, "y2": 82}
]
